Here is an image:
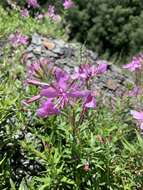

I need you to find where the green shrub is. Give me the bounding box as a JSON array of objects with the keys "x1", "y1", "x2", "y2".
[{"x1": 65, "y1": 0, "x2": 143, "y2": 61}]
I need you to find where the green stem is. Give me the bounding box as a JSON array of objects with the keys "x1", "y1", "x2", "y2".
[
  {"x1": 135, "y1": 69, "x2": 141, "y2": 86},
  {"x1": 69, "y1": 109, "x2": 81, "y2": 187}
]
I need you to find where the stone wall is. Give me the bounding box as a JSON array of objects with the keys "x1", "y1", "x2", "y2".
[{"x1": 23, "y1": 33, "x2": 134, "y2": 103}]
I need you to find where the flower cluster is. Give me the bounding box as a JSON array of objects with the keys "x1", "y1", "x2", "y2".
[
  {"x1": 27, "y1": 58, "x2": 54, "y2": 80},
  {"x1": 123, "y1": 53, "x2": 143, "y2": 71},
  {"x1": 19, "y1": 0, "x2": 75, "y2": 22},
  {"x1": 35, "y1": 14, "x2": 44, "y2": 21},
  {"x1": 123, "y1": 53, "x2": 143, "y2": 132},
  {"x1": 46, "y1": 5, "x2": 61, "y2": 22},
  {"x1": 63, "y1": 0, "x2": 74, "y2": 9},
  {"x1": 24, "y1": 61, "x2": 108, "y2": 118},
  {"x1": 20, "y1": 9, "x2": 29, "y2": 17},
  {"x1": 72, "y1": 62, "x2": 107, "y2": 82},
  {"x1": 27, "y1": 0, "x2": 39, "y2": 8},
  {"x1": 128, "y1": 86, "x2": 141, "y2": 97},
  {"x1": 9, "y1": 32, "x2": 29, "y2": 47}
]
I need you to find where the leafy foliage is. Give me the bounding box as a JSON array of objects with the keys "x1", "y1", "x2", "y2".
[
  {"x1": 0, "y1": 5, "x2": 64, "y2": 39},
  {"x1": 65, "y1": 0, "x2": 143, "y2": 60},
  {"x1": 1, "y1": 45, "x2": 143, "y2": 189}
]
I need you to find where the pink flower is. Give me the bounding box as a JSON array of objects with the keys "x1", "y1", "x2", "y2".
[
  {"x1": 37, "y1": 99, "x2": 60, "y2": 118},
  {"x1": 47, "y1": 5, "x2": 55, "y2": 17},
  {"x1": 72, "y1": 64, "x2": 95, "y2": 81},
  {"x1": 84, "y1": 94, "x2": 96, "y2": 109},
  {"x1": 22, "y1": 94, "x2": 41, "y2": 106},
  {"x1": 123, "y1": 54, "x2": 143, "y2": 72},
  {"x1": 83, "y1": 162, "x2": 90, "y2": 172},
  {"x1": 26, "y1": 79, "x2": 49, "y2": 87},
  {"x1": 52, "y1": 14, "x2": 61, "y2": 22},
  {"x1": 46, "y1": 5, "x2": 61, "y2": 22},
  {"x1": 9, "y1": 32, "x2": 29, "y2": 47},
  {"x1": 20, "y1": 9, "x2": 29, "y2": 17},
  {"x1": 95, "y1": 60, "x2": 108, "y2": 74},
  {"x1": 131, "y1": 110, "x2": 143, "y2": 130},
  {"x1": 35, "y1": 13, "x2": 44, "y2": 20},
  {"x1": 128, "y1": 86, "x2": 141, "y2": 97},
  {"x1": 72, "y1": 62, "x2": 108, "y2": 82},
  {"x1": 27, "y1": 0, "x2": 39, "y2": 8},
  {"x1": 27, "y1": 62, "x2": 42, "y2": 79},
  {"x1": 27, "y1": 58, "x2": 54, "y2": 79},
  {"x1": 63, "y1": 0, "x2": 74, "y2": 9},
  {"x1": 40, "y1": 68, "x2": 91, "y2": 109},
  {"x1": 24, "y1": 67, "x2": 96, "y2": 117}
]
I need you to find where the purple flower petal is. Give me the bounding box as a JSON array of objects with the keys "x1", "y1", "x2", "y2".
[
  {"x1": 22, "y1": 94, "x2": 41, "y2": 106},
  {"x1": 123, "y1": 54, "x2": 142, "y2": 72},
  {"x1": 26, "y1": 79, "x2": 49, "y2": 86},
  {"x1": 131, "y1": 110, "x2": 143, "y2": 120},
  {"x1": 9, "y1": 32, "x2": 28, "y2": 47},
  {"x1": 40, "y1": 87, "x2": 58, "y2": 98},
  {"x1": 27, "y1": 0, "x2": 39, "y2": 8},
  {"x1": 72, "y1": 64, "x2": 95, "y2": 81},
  {"x1": 84, "y1": 95, "x2": 96, "y2": 108},
  {"x1": 95, "y1": 61, "x2": 108, "y2": 74},
  {"x1": 55, "y1": 67, "x2": 69, "y2": 82},
  {"x1": 37, "y1": 99, "x2": 60, "y2": 117},
  {"x1": 63, "y1": 0, "x2": 74, "y2": 9},
  {"x1": 20, "y1": 9, "x2": 29, "y2": 17},
  {"x1": 46, "y1": 5, "x2": 61, "y2": 22},
  {"x1": 128, "y1": 86, "x2": 141, "y2": 97}
]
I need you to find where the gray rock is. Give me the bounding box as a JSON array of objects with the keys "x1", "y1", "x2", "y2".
[
  {"x1": 33, "y1": 46, "x2": 42, "y2": 55},
  {"x1": 54, "y1": 39, "x2": 65, "y2": 48},
  {"x1": 62, "y1": 47, "x2": 74, "y2": 58},
  {"x1": 24, "y1": 33, "x2": 135, "y2": 103},
  {"x1": 42, "y1": 49, "x2": 59, "y2": 58},
  {"x1": 86, "y1": 50, "x2": 98, "y2": 60},
  {"x1": 31, "y1": 33, "x2": 42, "y2": 45},
  {"x1": 25, "y1": 52, "x2": 35, "y2": 59},
  {"x1": 27, "y1": 45, "x2": 34, "y2": 52},
  {"x1": 52, "y1": 46, "x2": 64, "y2": 54}
]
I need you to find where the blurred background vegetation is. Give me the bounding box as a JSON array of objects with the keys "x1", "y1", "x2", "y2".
[
  {"x1": 0, "y1": 2, "x2": 64, "y2": 39},
  {"x1": 65, "y1": 0, "x2": 143, "y2": 62},
  {"x1": 2, "y1": 0, "x2": 143, "y2": 63}
]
